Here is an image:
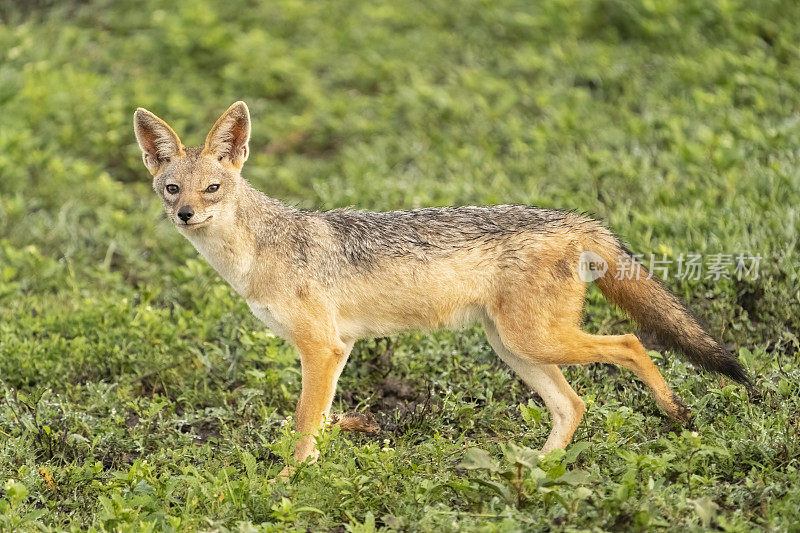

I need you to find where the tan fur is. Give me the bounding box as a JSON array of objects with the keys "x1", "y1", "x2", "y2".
[
  {"x1": 134, "y1": 102, "x2": 745, "y2": 481},
  {"x1": 329, "y1": 413, "x2": 380, "y2": 433}
]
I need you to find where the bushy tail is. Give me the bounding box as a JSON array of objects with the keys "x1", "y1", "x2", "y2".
[{"x1": 593, "y1": 241, "x2": 751, "y2": 386}]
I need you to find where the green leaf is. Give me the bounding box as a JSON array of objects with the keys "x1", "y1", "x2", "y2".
[
  {"x1": 520, "y1": 401, "x2": 543, "y2": 425},
  {"x1": 459, "y1": 448, "x2": 500, "y2": 472},
  {"x1": 557, "y1": 470, "x2": 590, "y2": 486},
  {"x1": 564, "y1": 442, "x2": 590, "y2": 464},
  {"x1": 4, "y1": 480, "x2": 28, "y2": 507},
  {"x1": 241, "y1": 451, "x2": 257, "y2": 479},
  {"x1": 546, "y1": 463, "x2": 566, "y2": 480},
  {"x1": 690, "y1": 497, "x2": 719, "y2": 527},
  {"x1": 472, "y1": 478, "x2": 514, "y2": 503}
]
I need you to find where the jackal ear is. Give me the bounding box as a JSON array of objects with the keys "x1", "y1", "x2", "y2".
[
  {"x1": 203, "y1": 101, "x2": 250, "y2": 169},
  {"x1": 133, "y1": 108, "x2": 183, "y2": 176}
]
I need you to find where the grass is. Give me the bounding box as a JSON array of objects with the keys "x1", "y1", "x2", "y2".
[{"x1": 1, "y1": 0, "x2": 799, "y2": 530}]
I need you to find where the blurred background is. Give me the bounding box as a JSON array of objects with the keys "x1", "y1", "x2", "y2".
[{"x1": 0, "y1": 0, "x2": 799, "y2": 529}]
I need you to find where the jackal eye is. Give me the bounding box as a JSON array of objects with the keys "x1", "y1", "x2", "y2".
[
  {"x1": 205, "y1": 184, "x2": 220, "y2": 193},
  {"x1": 165, "y1": 184, "x2": 179, "y2": 194}
]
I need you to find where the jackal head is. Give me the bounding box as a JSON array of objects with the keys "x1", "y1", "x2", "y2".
[{"x1": 133, "y1": 102, "x2": 250, "y2": 232}]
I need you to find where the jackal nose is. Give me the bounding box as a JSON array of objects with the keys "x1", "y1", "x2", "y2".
[{"x1": 177, "y1": 205, "x2": 194, "y2": 222}]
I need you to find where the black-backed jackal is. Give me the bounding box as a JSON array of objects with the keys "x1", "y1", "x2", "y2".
[{"x1": 134, "y1": 102, "x2": 750, "y2": 480}]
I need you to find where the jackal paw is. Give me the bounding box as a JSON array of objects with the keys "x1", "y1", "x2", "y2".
[
  {"x1": 268, "y1": 465, "x2": 294, "y2": 484},
  {"x1": 668, "y1": 393, "x2": 692, "y2": 424}
]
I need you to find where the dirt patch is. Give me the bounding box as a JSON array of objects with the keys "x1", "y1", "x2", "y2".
[
  {"x1": 338, "y1": 374, "x2": 450, "y2": 437},
  {"x1": 377, "y1": 376, "x2": 417, "y2": 409},
  {"x1": 176, "y1": 420, "x2": 221, "y2": 446}
]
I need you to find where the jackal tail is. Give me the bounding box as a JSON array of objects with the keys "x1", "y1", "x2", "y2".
[{"x1": 593, "y1": 240, "x2": 751, "y2": 386}]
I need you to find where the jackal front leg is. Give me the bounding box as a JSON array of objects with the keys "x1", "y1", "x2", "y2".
[{"x1": 276, "y1": 335, "x2": 351, "y2": 481}]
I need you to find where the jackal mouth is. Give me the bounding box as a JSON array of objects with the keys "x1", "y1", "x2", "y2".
[{"x1": 179, "y1": 215, "x2": 213, "y2": 228}]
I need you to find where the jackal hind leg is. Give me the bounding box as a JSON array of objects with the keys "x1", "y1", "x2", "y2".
[
  {"x1": 483, "y1": 319, "x2": 586, "y2": 452},
  {"x1": 494, "y1": 318, "x2": 690, "y2": 423}
]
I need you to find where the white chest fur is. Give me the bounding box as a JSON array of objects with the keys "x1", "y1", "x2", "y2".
[
  {"x1": 183, "y1": 229, "x2": 293, "y2": 341},
  {"x1": 246, "y1": 301, "x2": 291, "y2": 340},
  {"x1": 184, "y1": 231, "x2": 253, "y2": 297}
]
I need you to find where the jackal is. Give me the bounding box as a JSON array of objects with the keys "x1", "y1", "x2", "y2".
[{"x1": 134, "y1": 101, "x2": 750, "y2": 479}]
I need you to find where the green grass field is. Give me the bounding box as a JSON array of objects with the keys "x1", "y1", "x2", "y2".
[{"x1": 1, "y1": 0, "x2": 799, "y2": 530}]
